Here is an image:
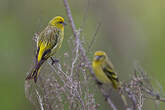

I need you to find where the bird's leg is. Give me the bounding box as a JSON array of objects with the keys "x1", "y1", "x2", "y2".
[
  {"x1": 50, "y1": 57, "x2": 59, "y2": 65},
  {"x1": 104, "y1": 94, "x2": 110, "y2": 101},
  {"x1": 100, "y1": 87, "x2": 110, "y2": 101},
  {"x1": 96, "y1": 81, "x2": 109, "y2": 100},
  {"x1": 96, "y1": 81, "x2": 111, "y2": 101},
  {"x1": 96, "y1": 80, "x2": 103, "y2": 86}
]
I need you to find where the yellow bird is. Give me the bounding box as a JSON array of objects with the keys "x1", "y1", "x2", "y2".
[
  {"x1": 92, "y1": 51, "x2": 121, "y2": 89},
  {"x1": 26, "y1": 16, "x2": 66, "y2": 83},
  {"x1": 92, "y1": 51, "x2": 127, "y2": 105}
]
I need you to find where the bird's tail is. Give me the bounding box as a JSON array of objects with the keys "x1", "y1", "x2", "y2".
[
  {"x1": 25, "y1": 66, "x2": 40, "y2": 83},
  {"x1": 25, "y1": 59, "x2": 45, "y2": 83},
  {"x1": 120, "y1": 94, "x2": 128, "y2": 106},
  {"x1": 118, "y1": 82, "x2": 128, "y2": 106}
]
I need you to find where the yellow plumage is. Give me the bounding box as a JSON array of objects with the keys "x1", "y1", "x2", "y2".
[
  {"x1": 92, "y1": 51, "x2": 120, "y2": 89},
  {"x1": 92, "y1": 51, "x2": 127, "y2": 105},
  {"x1": 26, "y1": 16, "x2": 66, "y2": 83}
]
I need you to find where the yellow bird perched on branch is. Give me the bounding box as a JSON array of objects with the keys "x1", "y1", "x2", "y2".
[
  {"x1": 92, "y1": 51, "x2": 127, "y2": 105},
  {"x1": 92, "y1": 51, "x2": 121, "y2": 88},
  {"x1": 26, "y1": 16, "x2": 66, "y2": 83}
]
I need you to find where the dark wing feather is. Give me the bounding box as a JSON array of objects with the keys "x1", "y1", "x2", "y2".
[
  {"x1": 37, "y1": 26, "x2": 60, "y2": 60},
  {"x1": 102, "y1": 67, "x2": 119, "y2": 82},
  {"x1": 102, "y1": 62, "x2": 120, "y2": 89}
]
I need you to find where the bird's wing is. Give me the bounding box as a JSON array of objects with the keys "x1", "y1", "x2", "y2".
[
  {"x1": 102, "y1": 61, "x2": 120, "y2": 89},
  {"x1": 102, "y1": 64, "x2": 119, "y2": 82},
  {"x1": 36, "y1": 26, "x2": 60, "y2": 62}
]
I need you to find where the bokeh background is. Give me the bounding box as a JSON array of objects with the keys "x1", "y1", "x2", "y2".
[{"x1": 0, "y1": 0, "x2": 164, "y2": 109}]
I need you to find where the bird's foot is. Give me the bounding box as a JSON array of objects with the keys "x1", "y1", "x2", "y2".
[
  {"x1": 104, "y1": 94, "x2": 110, "y2": 101},
  {"x1": 96, "y1": 80, "x2": 103, "y2": 86},
  {"x1": 51, "y1": 57, "x2": 59, "y2": 65}
]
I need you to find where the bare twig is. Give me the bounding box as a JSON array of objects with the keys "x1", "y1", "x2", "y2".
[
  {"x1": 87, "y1": 23, "x2": 101, "y2": 54},
  {"x1": 80, "y1": 0, "x2": 90, "y2": 30},
  {"x1": 38, "y1": 76, "x2": 53, "y2": 110},
  {"x1": 70, "y1": 30, "x2": 80, "y2": 77},
  {"x1": 107, "y1": 98, "x2": 118, "y2": 110},
  {"x1": 35, "y1": 89, "x2": 44, "y2": 110},
  {"x1": 99, "y1": 86, "x2": 118, "y2": 110}
]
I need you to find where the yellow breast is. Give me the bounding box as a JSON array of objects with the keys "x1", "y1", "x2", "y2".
[{"x1": 92, "y1": 62, "x2": 111, "y2": 84}]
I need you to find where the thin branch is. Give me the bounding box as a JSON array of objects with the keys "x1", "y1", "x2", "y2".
[
  {"x1": 87, "y1": 23, "x2": 101, "y2": 54},
  {"x1": 70, "y1": 30, "x2": 80, "y2": 77},
  {"x1": 35, "y1": 89, "x2": 44, "y2": 110},
  {"x1": 107, "y1": 98, "x2": 118, "y2": 110},
  {"x1": 63, "y1": 0, "x2": 80, "y2": 45},
  {"x1": 125, "y1": 87, "x2": 137, "y2": 110},
  {"x1": 80, "y1": 0, "x2": 90, "y2": 30},
  {"x1": 98, "y1": 85, "x2": 118, "y2": 110},
  {"x1": 38, "y1": 76, "x2": 53, "y2": 110}
]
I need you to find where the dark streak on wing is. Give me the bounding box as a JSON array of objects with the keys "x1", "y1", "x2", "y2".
[
  {"x1": 35, "y1": 47, "x2": 40, "y2": 65},
  {"x1": 102, "y1": 67, "x2": 119, "y2": 82},
  {"x1": 42, "y1": 49, "x2": 51, "y2": 60},
  {"x1": 40, "y1": 28, "x2": 59, "y2": 61}
]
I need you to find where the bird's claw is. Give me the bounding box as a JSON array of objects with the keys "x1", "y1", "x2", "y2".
[{"x1": 51, "y1": 57, "x2": 59, "y2": 65}]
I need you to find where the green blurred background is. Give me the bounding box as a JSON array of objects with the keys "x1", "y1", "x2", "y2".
[{"x1": 0, "y1": 0, "x2": 164, "y2": 109}]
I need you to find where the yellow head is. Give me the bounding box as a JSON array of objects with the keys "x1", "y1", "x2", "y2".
[
  {"x1": 93, "y1": 51, "x2": 107, "y2": 63},
  {"x1": 49, "y1": 16, "x2": 66, "y2": 29}
]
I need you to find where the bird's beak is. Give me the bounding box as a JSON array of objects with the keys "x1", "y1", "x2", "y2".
[
  {"x1": 63, "y1": 21, "x2": 67, "y2": 26},
  {"x1": 95, "y1": 56, "x2": 101, "y2": 61}
]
